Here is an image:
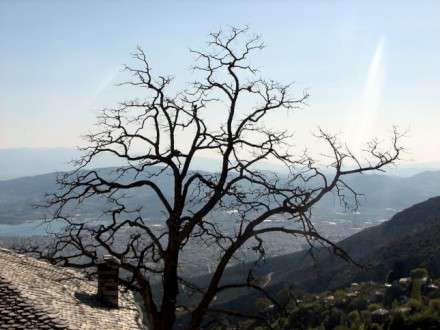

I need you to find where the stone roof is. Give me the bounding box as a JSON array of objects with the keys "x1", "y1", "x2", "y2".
[
  {"x1": 0, "y1": 248, "x2": 144, "y2": 330},
  {"x1": 0, "y1": 278, "x2": 69, "y2": 329}
]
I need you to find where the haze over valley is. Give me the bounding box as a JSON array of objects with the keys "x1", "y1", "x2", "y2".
[{"x1": 2, "y1": 149, "x2": 440, "y2": 277}]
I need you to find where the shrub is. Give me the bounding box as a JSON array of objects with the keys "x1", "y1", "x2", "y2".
[
  {"x1": 369, "y1": 323, "x2": 384, "y2": 330},
  {"x1": 271, "y1": 316, "x2": 288, "y2": 329},
  {"x1": 347, "y1": 310, "x2": 361, "y2": 328},
  {"x1": 410, "y1": 268, "x2": 429, "y2": 279},
  {"x1": 334, "y1": 289, "x2": 347, "y2": 300},
  {"x1": 349, "y1": 297, "x2": 368, "y2": 311},
  {"x1": 360, "y1": 310, "x2": 371, "y2": 324},
  {"x1": 389, "y1": 313, "x2": 406, "y2": 330},
  {"x1": 368, "y1": 303, "x2": 382, "y2": 312},
  {"x1": 276, "y1": 288, "x2": 290, "y2": 306},
  {"x1": 411, "y1": 279, "x2": 423, "y2": 302},
  {"x1": 407, "y1": 298, "x2": 422, "y2": 312},
  {"x1": 255, "y1": 297, "x2": 271, "y2": 312},
  {"x1": 384, "y1": 285, "x2": 401, "y2": 307},
  {"x1": 322, "y1": 307, "x2": 343, "y2": 329},
  {"x1": 334, "y1": 326, "x2": 350, "y2": 330},
  {"x1": 287, "y1": 302, "x2": 324, "y2": 329},
  {"x1": 406, "y1": 311, "x2": 440, "y2": 329},
  {"x1": 429, "y1": 299, "x2": 440, "y2": 313}
]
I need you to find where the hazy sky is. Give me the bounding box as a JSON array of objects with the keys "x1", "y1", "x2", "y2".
[{"x1": 1, "y1": 1, "x2": 439, "y2": 163}]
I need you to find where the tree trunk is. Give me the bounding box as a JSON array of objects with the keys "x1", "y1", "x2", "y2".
[
  {"x1": 188, "y1": 309, "x2": 204, "y2": 330},
  {"x1": 158, "y1": 232, "x2": 180, "y2": 330}
]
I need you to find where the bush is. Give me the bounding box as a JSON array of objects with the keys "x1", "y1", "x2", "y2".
[
  {"x1": 410, "y1": 268, "x2": 429, "y2": 279},
  {"x1": 349, "y1": 296, "x2": 368, "y2": 311},
  {"x1": 429, "y1": 299, "x2": 440, "y2": 313},
  {"x1": 322, "y1": 307, "x2": 343, "y2": 329},
  {"x1": 276, "y1": 288, "x2": 290, "y2": 306},
  {"x1": 389, "y1": 313, "x2": 406, "y2": 330},
  {"x1": 255, "y1": 297, "x2": 271, "y2": 312},
  {"x1": 334, "y1": 326, "x2": 350, "y2": 330},
  {"x1": 347, "y1": 310, "x2": 361, "y2": 328},
  {"x1": 411, "y1": 279, "x2": 423, "y2": 302},
  {"x1": 271, "y1": 317, "x2": 289, "y2": 329},
  {"x1": 368, "y1": 303, "x2": 382, "y2": 312},
  {"x1": 406, "y1": 311, "x2": 440, "y2": 329},
  {"x1": 369, "y1": 323, "x2": 384, "y2": 330},
  {"x1": 334, "y1": 289, "x2": 347, "y2": 300},
  {"x1": 407, "y1": 298, "x2": 422, "y2": 312},
  {"x1": 361, "y1": 310, "x2": 371, "y2": 324},
  {"x1": 287, "y1": 302, "x2": 324, "y2": 329},
  {"x1": 384, "y1": 286, "x2": 401, "y2": 307}
]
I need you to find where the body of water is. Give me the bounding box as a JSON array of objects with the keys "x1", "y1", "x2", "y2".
[{"x1": 0, "y1": 220, "x2": 65, "y2": 237}]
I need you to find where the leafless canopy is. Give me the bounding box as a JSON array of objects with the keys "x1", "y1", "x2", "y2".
[{"x1": 32, "y1": 27, "x2": 403, "y2": 330}]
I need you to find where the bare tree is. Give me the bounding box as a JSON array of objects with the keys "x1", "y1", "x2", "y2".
[{"x1": 33, "y1": 27, "x2": 402, "y2": 330}]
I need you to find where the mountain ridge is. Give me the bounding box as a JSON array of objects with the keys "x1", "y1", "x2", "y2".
[{"x1": 209, "y1": 196, "x2": 440, "y2": 314}]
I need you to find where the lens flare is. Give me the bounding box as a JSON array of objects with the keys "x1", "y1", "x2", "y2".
[{"x1": 352, "y1": 36, "x2": 386, "y2": 150}]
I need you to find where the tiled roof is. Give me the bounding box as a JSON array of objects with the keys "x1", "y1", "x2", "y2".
[
  {"x1": 0, "y1": 278, "x2": 69, "y2": 329},
  {"x1": 0, "y1": 248, "x2": 144, "y2": 330}
]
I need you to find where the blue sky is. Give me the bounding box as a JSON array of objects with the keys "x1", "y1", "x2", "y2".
[{"x1": 1, "y1": 1, "x2": 439, "y2": 162}]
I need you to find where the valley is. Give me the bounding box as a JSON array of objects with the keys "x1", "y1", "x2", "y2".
[{"x1": 1, "y1": 168, "x2": 439, "y2": 278}]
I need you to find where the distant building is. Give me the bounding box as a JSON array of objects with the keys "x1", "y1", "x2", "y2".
[{"x1": 0, "y1": 248, "x2": 143, "y2": 329}]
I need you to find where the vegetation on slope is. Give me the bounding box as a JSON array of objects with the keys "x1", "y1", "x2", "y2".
[{"x1": 230, "y1": 268, "x2": 440, "y2": 329}]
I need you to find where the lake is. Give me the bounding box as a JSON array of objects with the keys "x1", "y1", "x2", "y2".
[{"x1": 0, "y1": 220, "x2": 65, "y2": 237}]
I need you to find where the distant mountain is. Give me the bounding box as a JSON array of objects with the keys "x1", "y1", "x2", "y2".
[
  {"x1": 2, "y1": 166, "x2": 440, "y2": 225},
  {"x1": 1, "y1": 147, "x2": 440, "y2": 180},
  {"x1": 383, "y1": 162, "x2": 440, "y2": 177},
  {"x1": 0, "y1": 166, "x2": 224, "y2": 225},
  {"x1": 0, "y1": 148, "x2": 79, "y2": 180},
  {"x1": 0, "y1": 148, "x2": 226, "y2": 180},
  {"x1": 317, "y1": 170, "x2": 440, "y2": 211},
  {"x1": 210, "y1": 196, "x2": 440, "y2": 313},
  {"x1": 0, "y1": 168, "x2": 171, "y2": 224},
  {"x1": 0, "y1": 148, "x2": 130, "y2": 180}
]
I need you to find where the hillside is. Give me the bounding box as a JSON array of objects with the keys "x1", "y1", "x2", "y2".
[
  {"x1": 203, "y1": 196, "x2": 440, "y2": 314},
  {"x1": 237, "y1": 269, "x2": 440, "y2": 329}
]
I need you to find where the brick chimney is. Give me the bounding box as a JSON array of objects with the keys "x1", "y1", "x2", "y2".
[{"x1": 97, "y1": 255, "x2": 120, "y2": 308}]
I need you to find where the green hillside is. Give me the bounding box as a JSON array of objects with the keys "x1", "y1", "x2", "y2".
[
  {"x1": 237, "y1": 268, "x2": 440, "y2": 330},
  {"x1": 203, "y1": 197, "x2": 440, "y2": 315}
]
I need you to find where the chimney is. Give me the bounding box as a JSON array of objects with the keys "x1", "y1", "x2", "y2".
[{"x1": 97, "y1": 255, "x2": 120, "y2": 308}]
